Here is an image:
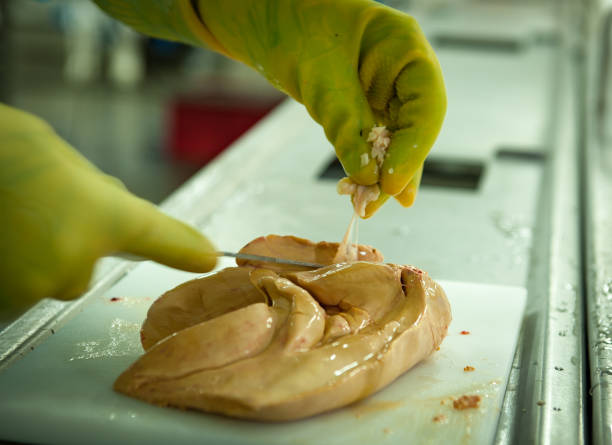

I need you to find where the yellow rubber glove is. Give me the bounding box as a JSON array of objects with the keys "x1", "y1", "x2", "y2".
[
  {"x1": 0, "y1": 104, "x2": 217, "y2": 317},
  {"x1": 93, "y1": 0, "x2": 446, "y2": 218}
]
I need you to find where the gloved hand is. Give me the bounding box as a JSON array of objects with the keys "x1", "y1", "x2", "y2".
[
  {"x1": 93, "y1": 0, "x2": 446, "y2": 218},
  {"x1": 0, "y1": 104, "x2": 217, "y2": 317},
  {"x1": 200, "y1": 0, "x2": 447, "y2": 218}
]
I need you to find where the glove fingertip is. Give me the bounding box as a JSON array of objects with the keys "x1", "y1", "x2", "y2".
[
  {"x1": 392, "y1": 165, "x2": 423, "y2": 207},
  {"x1": 184, "y1": 236, "x2": 218, "y2": 272},
  {"x1": 394, "y1": 185, "x2": 417, "y2": 207},
  {"x1": 119, "y1": 200, "x2": 218, "y2": 273},
  {"x1": 361, "y1": 193, "x2": 391, "y2": 219},
  {"x1": 349, "y1": 161, "x2": 378, "y2": 185},
  {"x1": 380, "y1": 171, "x2": 408, "y2": 196},
  {"x1": 335, "y1": 128, "x2": 379, "y2": 186},
  {"x1": 145, "y1": 224, "x2": 218, "y2": 273}
]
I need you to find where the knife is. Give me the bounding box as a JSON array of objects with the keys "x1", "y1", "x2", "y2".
[{"x1": 217, "y1": 251, "x2": 324, "y2": 269}]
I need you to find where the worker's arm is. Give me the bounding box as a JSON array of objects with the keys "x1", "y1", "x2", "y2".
[
  {"x1": 93, "y1": 0, "x2": 446, "y2": 218},
  {"x1": 0, "y1": 104, "x2": 217, "y2": 318}
]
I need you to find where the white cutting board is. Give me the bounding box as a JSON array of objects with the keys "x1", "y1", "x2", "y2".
[{"x1": 0, "y1": 261, "x2": 525, "y2": 445}]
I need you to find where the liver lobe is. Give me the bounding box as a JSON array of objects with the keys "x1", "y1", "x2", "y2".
[{"x1": 115, "y1": 235, "x2": 451, "y2": 421}]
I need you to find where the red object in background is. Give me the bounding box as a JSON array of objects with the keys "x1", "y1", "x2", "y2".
[{"x1": 168, "y1": 93, "x2": 282, "y2": 164}]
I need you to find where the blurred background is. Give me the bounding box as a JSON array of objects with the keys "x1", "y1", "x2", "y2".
[{"x1": 0, "y1": 0, "x2": 286, "y2": 204}]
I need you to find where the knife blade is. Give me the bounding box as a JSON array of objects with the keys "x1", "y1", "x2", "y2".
[{"x1": 217, "y1": 251, "x2": 324, "y2": 269}]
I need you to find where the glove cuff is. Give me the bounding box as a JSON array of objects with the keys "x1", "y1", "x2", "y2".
[{"x1": 93, "y1": 0, "x2": 231, "y2": 58}]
